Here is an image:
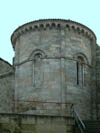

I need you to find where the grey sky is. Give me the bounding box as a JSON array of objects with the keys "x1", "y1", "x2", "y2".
[{"x1": 0, "y1": 0, "x2": 100, "y2": 64}]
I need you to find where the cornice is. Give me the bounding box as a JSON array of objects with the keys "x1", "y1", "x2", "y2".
[
  {"x1": 14, "y1": 56, "x2": 91, "y2": 68},
  {"x1": 11, "y1": 19, "x2": 96, "y2": 50}
]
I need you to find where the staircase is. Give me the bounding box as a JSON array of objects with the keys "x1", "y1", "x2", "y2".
[
  {"x1": 74, "y1": 120, "x2": 100, "y2": 133},
  {"x1": 71, "y1": 104, "x2": 100, "y2": 133},
  {"x1": 84, "y1": 120, "x2": 100, "y2": 133}
]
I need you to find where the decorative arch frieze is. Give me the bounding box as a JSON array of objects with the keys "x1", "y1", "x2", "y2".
[{"x1": 11, "y1": 19, "x2": 96, "y2": 49}]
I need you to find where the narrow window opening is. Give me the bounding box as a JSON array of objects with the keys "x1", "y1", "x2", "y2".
[
  {"x1": 77, "y1": 56, "x2": 85, "y2": 86},
  {"x1": 82, "y1": 64, "x2": 85, "y2": 86},
  {"x1": 77, "y1": 62, "x2": 79, "y2": 85},
  {"x1": 34, "y1": 53, "x2": 42, "y2": 88},
  {"x1": 34, "y1": 53, "x2": 42, "y2": 60}
]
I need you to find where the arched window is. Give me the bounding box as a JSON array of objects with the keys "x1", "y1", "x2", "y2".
[
  {"x1": 75, "y1": 53, "x2": 88, "y2": 87},
  {"x1": 29, "y1": 49, "x2": 46, "y2": 88},
  {"x1": 34, "y1": 53, "x2": 43, "y2": 88},
  {"x1": 77, "y1": 56, "x2": 85, "y2": 86}
]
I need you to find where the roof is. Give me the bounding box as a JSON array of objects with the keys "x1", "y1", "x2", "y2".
[{"x1": 0, "y1": 58, "x2": 13, "y2": 68}]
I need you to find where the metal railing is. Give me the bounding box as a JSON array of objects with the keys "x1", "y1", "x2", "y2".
[{"x1": 71, "y1": 104, "x2": 86, "y2": 133}]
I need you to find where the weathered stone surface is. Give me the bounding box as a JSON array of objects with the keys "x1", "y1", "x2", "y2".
[
  {"x1": 11, "y1": 19, "x2": 96, "y2": 120},
  {"x1": 0, "y1": 59, "x2": 14, "y2": 113},
  {"x1": 0, "y1": 19, "x2": 99, "y2": 132},
  {"x1": 0, "y1": 114, "x2": 74, "y2": 133}
]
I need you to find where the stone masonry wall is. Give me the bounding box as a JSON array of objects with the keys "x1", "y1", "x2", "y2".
[
  {"x1": 96, "y1": 44, "x2": 100, "y2": 119},
  {"x1": 0, "y1": 113, "x2": 74, "y2": 133},
  {"x1": 0, "y1": 19, "x2": 98, "y2": 133},
  {"x1": 12, "y1": 20, "x2": 96, "y2": 120},
  {"x1": 0, "y1": 59, "x2": 14, "y2": 113}
]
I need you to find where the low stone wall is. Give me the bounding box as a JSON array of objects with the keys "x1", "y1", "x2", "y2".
[{"x1": 0, "y1": 113, "x2": 74, "y2": 133}]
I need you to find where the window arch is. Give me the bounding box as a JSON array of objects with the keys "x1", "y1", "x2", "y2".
[
  {"x1": 29, "y1": 49, "x2": 46, "y2": 60},
  {"x1": 74, "y1": 53, "x2": 89, "y2": 64}
]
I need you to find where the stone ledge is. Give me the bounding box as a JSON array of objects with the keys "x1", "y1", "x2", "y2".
[
  {"x1": 0, "y1": 112, "x2": 74, "y2": 120},
  {"x1": 0, "y1": 71, "x2": 14, "y2": 78}
]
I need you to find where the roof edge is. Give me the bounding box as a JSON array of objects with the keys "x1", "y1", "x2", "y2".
[
  {"x1": 11, "y1": 19, "x2": 97, "y2": 49},
  {"x1": 0, "y1": 58, "x2": 14, "y2": 68}
]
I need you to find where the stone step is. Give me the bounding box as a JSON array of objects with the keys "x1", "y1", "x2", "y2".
[
  {"x1": 74, "y1": 120, "x2": 100, "y2": 133},
  {"x1": 84, "y1": 120, "x2": 100, "y2": 133}
]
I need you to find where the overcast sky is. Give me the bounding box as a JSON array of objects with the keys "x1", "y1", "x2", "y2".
[{"x1": 0, "y1": 0, "x2": 100, "y2": 64}]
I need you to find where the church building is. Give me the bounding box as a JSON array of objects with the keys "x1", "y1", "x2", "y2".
[{"x1": 0, "y1": 19, "x2": 100, "y2": 133}]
